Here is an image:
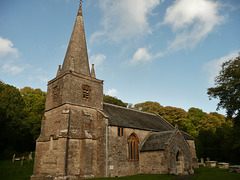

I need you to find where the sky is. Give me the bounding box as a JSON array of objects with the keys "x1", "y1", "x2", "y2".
[{"x1": 0, "y1": 0, "x2": 240, "y2": 115}]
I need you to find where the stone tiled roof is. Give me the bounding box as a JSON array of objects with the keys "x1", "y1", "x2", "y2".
[
  {"x1": 103, "y1": 103, "x2": 174, "y2": 131},
  {"x1": 181, "y1": 131, "x2": 194, "y2": 140},
  {"x1": 140, "y1": 131, "x2": 175, "y2": 152}
]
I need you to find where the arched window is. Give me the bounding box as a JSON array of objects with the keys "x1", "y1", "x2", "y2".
[
  {"x1": 128, "y1": 134, "x2": 139, "y2": 160},
  {"x1": 176, "y1": 150, "x2": 183, "y2": 162}
]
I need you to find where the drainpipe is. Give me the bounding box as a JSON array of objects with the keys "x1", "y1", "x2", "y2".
[{"x1": 106, "y1": 122, "x2": 108, "y2": 177}]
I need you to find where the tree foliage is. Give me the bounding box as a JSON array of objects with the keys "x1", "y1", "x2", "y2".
[
  {"x1": 20, "y1": 87, "x2": 46, "y2": 140},
  {"x1": 0, "y1": 82, "x2": 46, "y2": 158},
  {"x1": 134, "y1": 101, "x2": 163, "y2": 114},
  {"x1": 103, "y1": 94, "x2": 127, "y2": 107},
  {"x1": 208, "y1": 54, "x2": 240, "y2": 120}
]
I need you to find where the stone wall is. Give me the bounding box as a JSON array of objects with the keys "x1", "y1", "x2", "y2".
[
  {"x1": 32, "y1": 103, "x2": 107, "y2": 179},
  {"x1": 140, "y1": 130, "x2": 193, "y2": 175},
  {"x1": 107, "y1": 126, "x2": 150, "y2": 177},
  {"x1": 187, "y1": 140, "x2": 199, "y2": 168},
  {"x1": 45, "y1": 72, "x2": 103, "y2": 111},
  {"x1": 140, "y1": 151, "x2": 168, "y2": 174},
  {"x1": 165, "y1": 130, "x2": 193, "y2": 175}
]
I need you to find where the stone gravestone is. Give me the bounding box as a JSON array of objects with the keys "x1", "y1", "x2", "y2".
[
  {"x1": 199, "y1": 158, "x2": 205, "y2": 167},
  {"x1": 28, "y1": 152, "x2": 33, "y2": 163}
]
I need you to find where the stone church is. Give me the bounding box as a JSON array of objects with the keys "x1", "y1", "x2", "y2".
[{"x1": 31, "y1": 4, "x2": 198, "y2": 180}]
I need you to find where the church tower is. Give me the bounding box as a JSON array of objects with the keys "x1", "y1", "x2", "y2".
[{"x1": 31, "y1": 4, "x2": 107, "y2": 180}]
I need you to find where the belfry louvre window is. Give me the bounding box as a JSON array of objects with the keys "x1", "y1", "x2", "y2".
[
  {"x1": 128, "y1": 134, "x2": 139, "y2": 160},
  {"x1": 82, "y1": 84, "x2": 91, "y2": 101}
]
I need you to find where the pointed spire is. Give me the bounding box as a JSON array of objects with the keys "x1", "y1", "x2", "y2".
[
  {"x1": 90, "y1": 64, "x2": 96, "y2": 78},
  {"x1": 61, "y1": 3, "x2": 90, "y2": 76}
]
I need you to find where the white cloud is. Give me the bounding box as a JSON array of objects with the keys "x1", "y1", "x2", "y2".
[
  {"x1": 106, "y1": 88, "x2": 118, "y2": 96},
  {"x1": 89, "y1": 54, "x2": 106, "y2": 67},
  {"x1": 129, "y1": 48, "x2": 153, "y2": 65},
  {"x1": 204, "y1": 50, "x2": 239, "y2": 85},
  {"x1": 0, "y1": 37, "x2": 18, "y2": 58},
  {"x1": 162, "y1": 0, "x2": 225, "y2": 51},
  {"x1": 91, "y1": 0, "x2": 162, "y2": 42},
  {"x1": 0, "y1": 37, "x2": 24, "y2": 75},
  {"x1": 2, "y1": 63, "x2": 24, "y2": 75}
]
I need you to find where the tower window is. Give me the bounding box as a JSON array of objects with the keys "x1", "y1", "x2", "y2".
[{"x1": 82, "y1": 84, "x2": 91, "y2": 101}]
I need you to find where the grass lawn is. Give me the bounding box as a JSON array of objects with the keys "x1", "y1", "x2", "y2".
[
  {"x1": 0, "y1": 159, "x2": 34, "y2": 180},
  {"x1": 91, "y1": 174, "x2": 177, "y2": 180},
  {"x1": 1, "y1": 159, "x2": 240, "y2": 180},
  {"x1": 192, "y1": 167, "x2": 240, "y2": 180}
]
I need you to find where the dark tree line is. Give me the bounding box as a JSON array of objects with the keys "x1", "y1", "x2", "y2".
[{"x1": 0, "y1": 82, "x2": 46, "y2": 159}]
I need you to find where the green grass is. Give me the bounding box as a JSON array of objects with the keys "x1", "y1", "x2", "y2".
[
  {"x1": 91, "y1": 174, "x2": 177, "y2": 180},
  {"x1": 0, "y1": 159, "x2": 34, "y2": 180},
  {"x1": 192, "y1": 167, "x2": 240, "y2": 180},
  {"x1": 0, "y1": 160, "x2": 240, "y2": 180}
]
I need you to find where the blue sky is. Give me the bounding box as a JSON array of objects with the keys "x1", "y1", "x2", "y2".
[{"x1": 0, "y1": 0, "x2": 240, "y2": 115}]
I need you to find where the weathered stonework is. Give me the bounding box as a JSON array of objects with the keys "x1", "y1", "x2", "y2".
[
  {"x1": 140, "y1": 130, "x2": 193, "y2": 175},
  {"x1": 107, "y1": 126, "x2": 150, "y2": 177},
  {"x1": 32, "y1": 3, "x2": 198, "y2": 179}
]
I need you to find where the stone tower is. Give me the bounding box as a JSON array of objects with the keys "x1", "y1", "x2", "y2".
[{"x1": 31, "y1": 4, "x2": 107, "y2": 180}]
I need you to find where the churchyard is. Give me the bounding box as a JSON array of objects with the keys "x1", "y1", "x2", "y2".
[{"x1": 0, "y1": 158, "x2": 240, "y2": 180}]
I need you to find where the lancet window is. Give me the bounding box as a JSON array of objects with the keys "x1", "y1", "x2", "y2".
[{"x1": 128, "y1": 133, "x2": 139, "y2": 160}]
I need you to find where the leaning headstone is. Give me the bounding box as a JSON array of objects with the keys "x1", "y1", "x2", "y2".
[
  {"x1": 12, "y1": 154, "x2": 16, "y2": 163},
  {"x1": 21, "y1": 156, "x2": 24, "y2": 166},
  {"x1": 28, "y1": 152, "x2": 33, "y2": 163}
]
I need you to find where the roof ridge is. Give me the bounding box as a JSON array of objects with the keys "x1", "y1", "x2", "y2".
[{"x1": 103, "y1": 102, "x2": 159, "y2": 117}]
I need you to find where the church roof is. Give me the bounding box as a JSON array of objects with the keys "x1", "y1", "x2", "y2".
[
  {"x1": 139, "y1": 131, "x2": 175, "y2": 152},
  {"x1": 61, "y1": 4, "x2": 90, "y2": 76},
  {"x1": 103, "y1": 103, "x2": 174, "y2": 132}
]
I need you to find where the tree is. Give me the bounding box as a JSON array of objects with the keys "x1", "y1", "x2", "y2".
[
  {"x1": 134, "y1": 101, "x2": 163, "y2": 114},
  {"x1": 0, "y1": 81, "x2": 26, "y2": 157},
  {"x1": 207, "y1": 54, "x2": 240, "y2": 120},
  {"x1": 20, "y1": 87, "x2": 46, "y2": 141},
  {"x1": 103, "y1": 94, "x2": 127, "y2": 107},
  {"x1": 159, "y1": 106, "x2": 189, "y2": 132}
]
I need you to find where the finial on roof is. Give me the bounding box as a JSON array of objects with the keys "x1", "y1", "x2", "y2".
[
  {"x1": 56, "y1": 65, "x2": 61, "y2": 76},
  {"x1": 90, "y1": 64, "x2": 96, "y2": 78}
]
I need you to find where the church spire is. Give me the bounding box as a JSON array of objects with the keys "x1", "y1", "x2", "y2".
[{"x1": 61, "y1": 3, "x2": 90, "y2": 76}]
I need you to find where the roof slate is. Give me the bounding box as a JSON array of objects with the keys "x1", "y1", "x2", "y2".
[
  {"x1": 103, "y1": 103, "x2": 174, "y2": 131},
  {"x1": 140, "y1": 131, "x2": 175, "y2": 152}
]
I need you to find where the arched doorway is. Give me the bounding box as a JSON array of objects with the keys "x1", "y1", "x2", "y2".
[{"x1": 176, "y1": 150, "x2": 184, "y2": 174}]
